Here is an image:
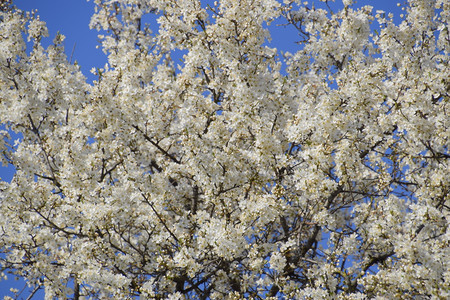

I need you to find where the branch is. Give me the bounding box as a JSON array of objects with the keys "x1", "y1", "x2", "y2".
[
  {"x1": 27, "y1": 114, "x2": 61, "y2": 189},
  {"x1": 191, "y1": 185, "x2": 199, "y2": 214},
  {"x1": 73, "y1": 278, "x2": 80, "y2": 300},
  {"x1": 99, "y1": 158, "x2": 123, "y2": 182},
  {"x1": 132, "y1": 125, "x2": 180, "y2": 164},
  {"x1": 25, "y1": 284, "x2": 42, "y2": 300},
  {"x1": 140, "y1": 192, "x2": 179, "y2": 244},
  {"x1": 363, "y1": 251, "x2": 395, "y2": 273}
]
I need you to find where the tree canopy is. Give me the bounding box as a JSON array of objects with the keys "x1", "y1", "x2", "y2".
[{"x1": 0, "y1": 0, "x2": 448, "y2": 298}]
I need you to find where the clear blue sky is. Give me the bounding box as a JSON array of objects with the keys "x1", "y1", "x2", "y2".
[{"x1": 1, "y1": 0, "x2": 402, "y2": 298}]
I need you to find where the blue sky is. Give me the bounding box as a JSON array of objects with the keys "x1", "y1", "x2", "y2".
[
  {"x1": 13, "y1": 0, "x2": 403, "y2": 83},
  {"x1": 1, "y1": 0, "x2": 403, "y2": 298}
]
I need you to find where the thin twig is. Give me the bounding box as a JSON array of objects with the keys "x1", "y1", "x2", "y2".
[{"x1": 70, "y1": 42, "x2": 76, "y2": 64}]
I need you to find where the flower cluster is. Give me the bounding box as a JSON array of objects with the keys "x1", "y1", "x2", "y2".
[{"x1": 0, "y1": 0, "x2": 448, "y2": 298}]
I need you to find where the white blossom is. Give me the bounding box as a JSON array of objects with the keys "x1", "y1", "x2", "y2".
[{"x1": 0, "y1": 0, "x2": 448, "y2": 299}]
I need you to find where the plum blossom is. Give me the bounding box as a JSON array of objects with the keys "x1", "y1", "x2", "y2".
[{"x1": 0, "y1": 0, "x2": 448, "y2": 298}]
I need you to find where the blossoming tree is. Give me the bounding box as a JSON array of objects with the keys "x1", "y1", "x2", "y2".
[{"x1": 0, "y1": 0, "x2": 448, "y2": 298}]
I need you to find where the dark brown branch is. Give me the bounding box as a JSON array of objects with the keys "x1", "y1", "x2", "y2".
[
  {"x1": 363, "y1": 251, "x2": 395, "y2": 273},
  {"x1": 140, "y1": 192, "x2": 179, "y2": 244},
  {"x1": 27, "y1": 114, "x2": 61, "y2": 190},
  {"x1": 99, "y1": 159, "x2": 123, "y2": 182},
  {"x1": 191, "y1": 185, "x2": 199, "y2": 214},
  {"x1": 73, "y1": 278, "x2": 80, "y2": 300},
  {"x1": 25, "y1": 284, "x2": 42, "y2": 300},
  {"x1": 132, "y1": 125, "x2": 180, "y2": 164}
]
